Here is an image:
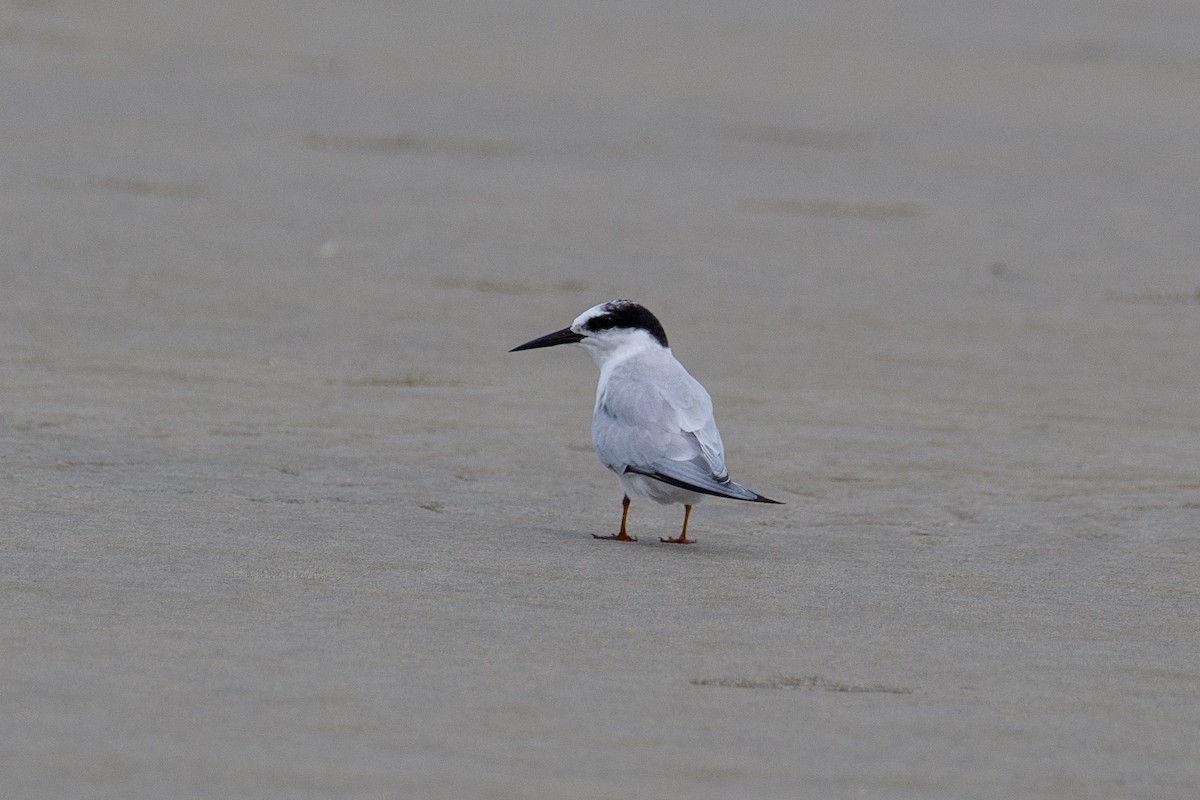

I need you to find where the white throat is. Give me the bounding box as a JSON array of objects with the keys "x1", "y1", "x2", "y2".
[{"x1": 580, "y1": 329, "x2": 667, "y2": 369}]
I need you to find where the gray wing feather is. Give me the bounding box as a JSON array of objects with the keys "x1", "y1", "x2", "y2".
[
  {"x1": 592, "y1": 352, "x2": 728, "y2": 480},
  {"x1": 625, "y1": 462, "x2": 769, "y2": 501}
]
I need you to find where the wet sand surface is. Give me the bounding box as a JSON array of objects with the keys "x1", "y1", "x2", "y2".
[{"x1": 3, "y1": 3, "x2": 1199, "y2": 798}]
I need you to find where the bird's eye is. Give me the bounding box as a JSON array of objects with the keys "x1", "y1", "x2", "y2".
[{"x1": 588, "y1": 316, "x2": 616, "y2": 331}]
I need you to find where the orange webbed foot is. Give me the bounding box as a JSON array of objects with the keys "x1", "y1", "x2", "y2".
[
  {"x1": 659, "y1": 504, "x2": 695, "y2": 544},
  {"x1": 594, "y1": 495, "x2": 637, "y2": 541}
]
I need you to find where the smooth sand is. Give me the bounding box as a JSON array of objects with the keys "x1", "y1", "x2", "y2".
[{"x1": 3, "y1": 3, "x2": 1199, "y2": 798}]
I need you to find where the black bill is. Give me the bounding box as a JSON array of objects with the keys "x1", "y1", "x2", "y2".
[{"x1": 509, "y1": 327, "x2": 585, "y2": 352}]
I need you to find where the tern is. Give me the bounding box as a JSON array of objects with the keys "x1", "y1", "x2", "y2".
[{"x1": 511, "y1": 300, "x2": 781, "y2": 544}]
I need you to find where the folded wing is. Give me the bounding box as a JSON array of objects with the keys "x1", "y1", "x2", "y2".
[{"x1": 593, "y1": 353, "x2": 778, "y2": 503}]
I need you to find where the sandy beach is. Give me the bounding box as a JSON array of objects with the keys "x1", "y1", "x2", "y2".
[{"x1": 3, "y1": 2, "x2": 1199, "y2": 797}]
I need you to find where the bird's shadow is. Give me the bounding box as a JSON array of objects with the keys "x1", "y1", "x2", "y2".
[{"x1": 541, "y1": 525, "x2": 754, "y2": 557}]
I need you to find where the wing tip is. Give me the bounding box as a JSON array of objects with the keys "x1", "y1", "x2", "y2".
[
  {"x1": 627, "y1": 466, "x2": 784, "y2": 504},
  {"x1": 717, "y1": 478, "x2": 784, "y2": 504}
]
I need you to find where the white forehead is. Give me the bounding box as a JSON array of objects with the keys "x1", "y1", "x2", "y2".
[{"x1": 570, "y1": 302, "x2": 612, "y2": 332}]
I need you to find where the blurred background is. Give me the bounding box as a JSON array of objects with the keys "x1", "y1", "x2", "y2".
[{"x1": 3, "y1": 2, "x2": 1199, "y2": 798}]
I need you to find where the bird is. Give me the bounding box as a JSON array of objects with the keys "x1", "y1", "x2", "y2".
[{"x1": 510, "y1": 299, "x2": 781, "y2": 544}]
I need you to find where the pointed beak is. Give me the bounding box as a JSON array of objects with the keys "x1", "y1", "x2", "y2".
[{"x1": 509, "y1": 326, "x2": 585, "y2": 352}]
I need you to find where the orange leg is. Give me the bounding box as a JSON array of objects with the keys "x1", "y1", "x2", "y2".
[
  {"x1": 594, "y1": 495, "x2": 637, "y2": 541},
  {"x1": 660, "y1": 504, "x2": 695, "y2": 544}
]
